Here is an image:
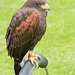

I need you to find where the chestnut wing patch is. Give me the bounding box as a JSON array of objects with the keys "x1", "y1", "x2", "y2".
[{"x1": 11, "y1": 9, "x2": 41, "y2": 48}]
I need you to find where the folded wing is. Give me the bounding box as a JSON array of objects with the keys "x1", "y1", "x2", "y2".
[{"x1": 5, "y1": 9, "x2": 41, "y2": 57}]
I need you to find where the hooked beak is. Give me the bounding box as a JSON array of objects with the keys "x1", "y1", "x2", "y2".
[{"x1": 40, "y1": 4, "x2": 50, "y2": 11}]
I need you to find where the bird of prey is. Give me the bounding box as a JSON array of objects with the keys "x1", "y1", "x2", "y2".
[{"x1": 5, "y1": 0, "x2": 50, "y2": 75}]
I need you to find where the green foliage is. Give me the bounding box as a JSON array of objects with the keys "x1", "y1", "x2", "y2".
[{"x1": 0, "y1": 0, "x2": 75, "y2": 75}]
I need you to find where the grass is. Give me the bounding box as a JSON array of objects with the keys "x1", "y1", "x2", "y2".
[{"x1": 0, "y1": 0, "x2": 75, "y2": 75}]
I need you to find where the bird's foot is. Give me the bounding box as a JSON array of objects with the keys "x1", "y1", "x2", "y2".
[{"x1": 25, "y1": 53, "x2": 41, "y2": 67}]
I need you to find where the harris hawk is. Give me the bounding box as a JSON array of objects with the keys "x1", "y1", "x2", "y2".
[{"x1": 5, "y1": 0, "x2": 50, "y2": 75}]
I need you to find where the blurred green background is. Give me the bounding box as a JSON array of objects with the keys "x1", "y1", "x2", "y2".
[{"x1": 0, "y1": 0, "x2": 75, "y2": 75}]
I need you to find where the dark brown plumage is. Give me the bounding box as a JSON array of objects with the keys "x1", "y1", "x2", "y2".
[{"x1": 5, "y1": 0, "x2": 50, "y2": 75}]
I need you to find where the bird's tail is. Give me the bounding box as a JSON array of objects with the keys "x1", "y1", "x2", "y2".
[
  {"x1": 14, "y1": 51, "x2": 29, "y2": 75},
  {"x1": 14, "y1": 59, "x2": 22, "y2": 75}
]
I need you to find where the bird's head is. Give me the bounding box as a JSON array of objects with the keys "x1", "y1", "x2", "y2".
[{"x1": 25, "y1": 0, "x2": 50, "y2": 11}]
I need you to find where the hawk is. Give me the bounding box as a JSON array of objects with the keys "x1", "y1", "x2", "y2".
[{"x1": 5, "y1": 0, "x2": 50, "y2": 75}]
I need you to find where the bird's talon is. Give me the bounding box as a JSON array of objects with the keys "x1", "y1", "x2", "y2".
[{"x1": 25, "y1": 53, "x2": 40, "y2": 67}]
